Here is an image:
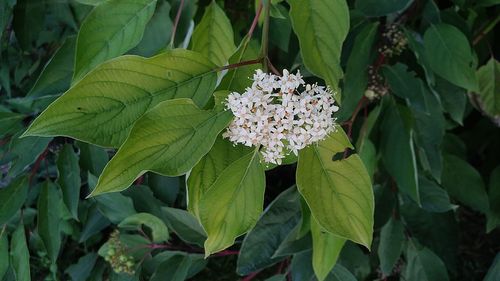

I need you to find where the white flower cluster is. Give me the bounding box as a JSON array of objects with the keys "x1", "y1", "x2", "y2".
[{"x1": 223, "y1": 69, "x2": 339, "y2": 165}]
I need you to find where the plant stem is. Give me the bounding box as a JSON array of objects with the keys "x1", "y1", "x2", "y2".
[
  {"x1": 260, "y1": 0, "x2": 271, "y2": 72},
  {"x1": 248, "y1": 1, "x2": 263, "y2": 40},
  {"x1": 169, "y1": 0, "x2": 185, "y2": 48},
  {"x1": 215, "y1": 58, "x2": 263, "y2": 71},
  {"x1": 473, "y1": 14, "x2": 500, "y2": 46}
]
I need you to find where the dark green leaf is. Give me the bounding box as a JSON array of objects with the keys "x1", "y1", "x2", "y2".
[
  {"x1": 10, "y1": 223, "x2": 30, "y2": 281},
  {"x1": 237, "y1": 187, "x2": 302, "y2": 275},
  {"x1": 486, "y1": 166, "x2": 500, "y2": 232},
  {"x1": 381, "y1": 100, "x2": 420, "y2": 204},
  {"x1": 355, "y1": 0, "x2": 413, "y2": 17},
  {"x1": 423, "y1": 24, "x2": 478, "y2": 91},
  {"x1": 56, "y1": 144, "x2": 81, "y2": 220},
  {"x1": 337, "y1": 22, "x2": 378, "y2": 121},
  {"x1": 0, "y1": 177, "x2": 29, "y2": 225},
  {"x1": 28, "y1": 36, "x2": 76, "y2": 98},
  {"x1": 484, "y1": 253, "x2": 500, "y2": 281},
  {"x1": 150, "y1": 254, "x2": 192, "y2": 281},
  {"x1": 378, "y1": 217, "x2": 405, "y2": 276},
  {"x1": 475, "y1": 58, "x2": 500, "y2": 117},
  {"x1": 0, "y1": 230, "x2": 8, "y2": 280},
  {"x1": 419, "y1": 175, "x2": 455, "y2": 213},
  {"x1": 119, "y1": 213, "x2": 169, "y2": 243},
  {"x1": 37, "y1": 181, "x2": 62, "y2": 264},
  {"x1": 65, "y1": 253, "x2": 98, "y2": 281},
  {"x1": 7, "y1": 136, "x2": 50, "y2": 177},
  {"x1": 161, "y1": 207, "x2": 206, "y2": 247},
  {"x1": 13, "y1": 0, "x2": 45, "y2": 50},
  {"x1": 442, "y1": 154, "x2": 489, "y2": 213},
  {"x1": 403, "y1": 242, "x2": 449, "y2": 281}
]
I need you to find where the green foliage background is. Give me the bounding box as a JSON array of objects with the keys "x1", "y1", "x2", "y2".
[{"x1": 0, "y1": 0, "x2": 499, "y2": 280}]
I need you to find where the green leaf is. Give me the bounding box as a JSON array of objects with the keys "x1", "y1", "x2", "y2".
[
  {"x1": 476, "y1": 58, "x2": 500, "y2": 116},
  {"x1": 7, "y1": 136, "x2": 50, "y2": 177},
  {"x1": 327, "y1": 264, "x2": 357, "y2": 281},
  {"x1": 161, "y1": 207, "x2": 206, "y2": 247},
  {"x1": 65, "y1": 253, "x2": 98, "y2": 281},
  {"x1": 130, "y1": 1, "x2": 172, "y2": 57},
  {"x1": 296, "y1": 128, "x2": 374, "y2": 248},
  {"x1": 419, "y1": 175, "x2": 455, "y2": 213},
  {"x1": 487, "y1": 166, "x2": 500, "y2": 232},
  {"x1": 28, "y1": 36, "x2": 76, "y2": 98},
  {"x1": 434, "y1": 77, "x2": 467, "y2": 125},
  {"x1": 237, "y1": 187, "x2": 302, "y2": 275},
  {"x1": 12, "y1": 0, "x2": 45, "y2": 50},
  {"x1": 73, "y1": 0, "x2": 157, "y2": 81},
  {"x1": 23, "y1": 49, "x2": 218, "y2": 148},
  {"x1": 37, "y1": 181, "x2": 62, "y2": 264},
  {"x1": 442, "y1": 154, "x2": 489, "y2": 213},
  {"x1": 380, "y1": 100, "x2": 420, "y2": 204},
  {"x1": 0, "y1": 177, "x2": 29, "y2": 225},
  {"x1": 217, "y1": 39, "x2": 260, "y2": 93},
  {"x1": 77, "y1": 142, "x2": 108, "y2": 175},
  {"x1": 289, "y1": 0, "x2": 349, "y2": 92},
  {"x1": 91, "y1": 99, "x2": 232, "y2": 196},
  {"x1": 403, "y1": 242, "x2": 449, "y2": 281},
  {"x1": 191, "y1": 1, "x2": 236, "y2": 66},
  {"x1": 383, "y1": 63, "x2": 428, "y2": 113},
  {"x1": 0, "y1": 230, "x2": 8, "y2": 280},
  {"x1": 119, "y1": 213, "x2": 169, "y2": 243},
  {"x1": 10, "y1": 223, "x2": 31, "y2": 281},
  {"x1": 311, "y1": 216, "x2": 346, "y2": 281},
  {"x1": 56, "y1": 144, "x2": 81, "y2": 220},
  {"x1": 187, "y1": 136, "x2": 252, "y2": 219},
  {"x1": 355, "y1": 0, "x2": 413, "y2": 17},
  {"x1": 423, "y1": 24, "x2": 478, "y2": 91},
  {"x1": 337, "y1": 22, "x2": 378, "y2": 121},
  {"x1": 79, "y1": 203, "x2": 110, "y2": 242},
  {"x1": 88, "y1": 173, "x2": 137, "y2": 223},
  {"x1": 150, "y1": 254, "x2": 192, "y2": 281},
  {"x1": 484, "y1": 253, "x2": 500, "y2": 281},
  {"x1": 378, "y1": 217, "x2": 405, "y2": 276},
  {"x1": 199, "y1": 149, "x2": 266, "y2": 256},
  {"x1": 0, "y1": 112, "x2": 24, "y2": 138}
]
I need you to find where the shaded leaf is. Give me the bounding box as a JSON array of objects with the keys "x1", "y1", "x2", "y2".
[
  {"x1": 10, "y1": 223, "x2": 30, "y2": 281},
  {"x1": 475, "y1": 58, "x2": 500, "y2": 117},
  {"x1": 37, "y1": 181, "x2": 62, "y2": 264},
  {"x1": 119, "y1": 213, "x2": 169, "y2": 243},
  {"x1": 378, "y1": 217, "x2": 405, "y2": 276},
  {"x1": 161, "y1": 207, "x2": 206, "y2": 247},
  {"x1": 355, "y1": 0, "x2": 413, "y2": 17},
  {"x1": 0, "y1": 177, "x2": 29, "y2": 225},
  {"x1": 403, "y1": 242, "x2": 449, "y2": 281},
  {"x1": 56, "y1": 144, "x2": 81, "y2": 220}
]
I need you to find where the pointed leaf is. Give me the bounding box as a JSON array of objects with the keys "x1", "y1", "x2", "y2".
[
  {"x1": 10, "y1": 223, "x2": 31, "y2": 281},
  {"x1": 476, "y1": 58, "x2": 500, "y2": 116},
  {"x1": 0, "y1": 177, "x2": 29, "y2": 225},
  {"x1": 289, "y1": 0, "x2": 349, "y2": 92},
  {"x1": 37, "y1": 181, "x2": 62, "y2": 264},
  {"x1": 187, "y1": 136, "x2": 252, "y2": 218},
  {"x1": 191, "y1": 1, "x2": 235, "y2": 66},
  {"x1": 161, "y1": 207, "x2": 206, "y2": 247},
  {"x1": 378, "y1": 217, "x2": 405, "y2": 276},
  {"x1": 355, "y1": 0, "x2": 413, "y2": 17},
  {"x1": 119, "y1": 213, "x2": 169, "y2": 243},
  {"x1": 296, "y1": 128, "x2": 374, "y2": 248},
  {"x1": 56, "y1": 144, "x2": 81, "y2": 220},
  {"x1": 404, "y1": 242, "x2": 449, "y2": 281},
  {"x1": 311, "y1": 216, "x2": 346, "y2": 281},
  {"x1": 23, "y1": 49, "x2": 218, "y2": 148},
  {"x1": 237, "y1": 187, "x2": 302, "y2": 275},
  {"x1": 199, "y1": 149, "x2": 266, "y2": 256},
  {"x1": 73, "y1": 0, "x2": 157, "y2": 81},
  {"x1": 91, "y1": 99, "x2": 232, "y2": 196},
  {"x1": 423, "y1": 24, "x2": 478, "y2": 91}
]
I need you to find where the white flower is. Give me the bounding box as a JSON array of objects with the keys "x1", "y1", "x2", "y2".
[{"x1": 223, "y1": 69, "x2": 339, "y2": 165}]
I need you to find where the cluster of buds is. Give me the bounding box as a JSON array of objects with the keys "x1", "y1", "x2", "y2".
[
  {"x1": 364, "y1": 66, "x2": 388, "y2": 101},
  {"x1": 378, "y1": 23, "x2": 408, "y2": 58},
  {"x1": 104, "y1": 230, "x2": 136, "y2": 275},
  {"x1": 223, "y1": 69, "x2": 339, "y2": 165}
]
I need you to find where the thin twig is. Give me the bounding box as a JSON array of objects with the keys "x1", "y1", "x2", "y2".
[
  {"x1": 216, "y1": 58, "x2": 263, "y2": 71},
  {"x1": 248, "y1": 1, "x2": 263, "y2": 40},
  {"x1": 241, "y1": 270, "x2": 261, "y2": 281},
  {"x1": 473, "y1": 14, "x2": 500, "y2": 46},
  {"x1": 29, "y1": 148, "x2": 48, "y2": 184},
  {"x1": 169, "y1": 0, "x2": 186, "y2": 48},
  {"x1": 260, "y1": 0, "x2": 271, "y2": 71}
]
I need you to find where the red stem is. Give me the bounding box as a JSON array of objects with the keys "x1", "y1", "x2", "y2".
[
  {"x1": 29, "y1": 148, "x2": 48, "y2": 184},
  {"x1": 248, "y1": 1, "x2": 263, "y2": 40},
  {"x1": 216, "y1": 58, "x2": 263, "y2": 71},
  {"x1": 241, "y1": 271, "x2": 261, "y2": 281},
  {"x1": 169, "y1": 0, "x2": 185, "y2": 47}
]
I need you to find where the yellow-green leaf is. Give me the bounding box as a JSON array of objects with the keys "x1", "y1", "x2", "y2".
[
  {"x1": 73, "y1": 0, "x2": 157, "y2": 81},
  {"x1": 191, "y1": 1, "x2": 236, "y2": 66},
  {"x1": 90, "y1": 99, "x2": 232, "y2": 196},
  {"x1": 289, "y1": 0, "x2": 349, "y2": 93},
  {"x1": 23, "y1": 49, "x2": 217, "y2": 148},
  {"x1": 199, "y1": 149, "x2": 265, "y2": 256},
  {"x1": 296, "y1": 128, "x2": 374, "y2": 248}
]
